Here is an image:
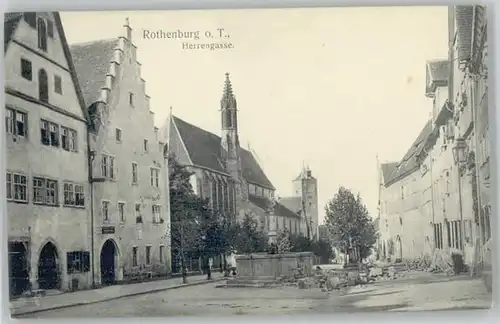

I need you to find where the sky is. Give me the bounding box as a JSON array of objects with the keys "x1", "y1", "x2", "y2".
[{"x1": 60, "y1": 6, "x2": 449, "y2": 224}]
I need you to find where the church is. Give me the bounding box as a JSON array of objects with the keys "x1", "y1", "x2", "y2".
[{"x1": 161, "y1": 73, "x2": 303, "y2": 242}]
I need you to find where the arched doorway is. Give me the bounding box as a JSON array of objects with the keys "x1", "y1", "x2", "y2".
[
  {"x1": 395, "y1": 235, "x2": 403, "y2": 262},
  {"x1": 100, "y1": 239, "x2": 117, "y2": 286},
  {"x1": 9, "y1": 242, "x2": 29, "y2": 297},
  {"x1": 38, "y1": 242, "x2": 60, "y2": 290}
]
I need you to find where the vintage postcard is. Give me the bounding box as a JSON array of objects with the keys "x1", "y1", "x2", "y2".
[{"x1": 4, "y1": 6, "x2": 492, "y2": 318}]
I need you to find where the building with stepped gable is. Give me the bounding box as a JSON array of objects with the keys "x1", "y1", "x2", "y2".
[{"x1": 69, "y1": 19, "x2": 170, "y2": 285}]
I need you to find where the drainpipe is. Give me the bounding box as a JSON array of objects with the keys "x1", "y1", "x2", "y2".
[
  {"x1": 424, "y1": 147, "x2": 436, "y2": 251},
  {"x1": 87, "y1": 106, "x2": 96, "y2": 288}
]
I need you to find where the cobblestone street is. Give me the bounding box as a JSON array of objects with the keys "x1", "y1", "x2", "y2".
[{"x1": 17, "y1": 273, "x2": 492, "y2": 318}]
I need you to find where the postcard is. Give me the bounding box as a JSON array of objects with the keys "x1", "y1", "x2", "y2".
[{"x1": 4, "y1": 6, "x2": 492, "y2": 317}]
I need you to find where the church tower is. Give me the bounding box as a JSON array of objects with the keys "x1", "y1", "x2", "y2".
[
  {"x1": 292, "y1": 165, "x2": 319, "y2": 240},
  {"x1": 220, "y1": 73, "x2": 246, "y2": 220}
]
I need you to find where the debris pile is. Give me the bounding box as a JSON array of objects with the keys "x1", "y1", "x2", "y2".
[
  {"x1": 404, "y1": 256, "x2": 432, "y2": 271},
  {"x1": 428, "y1": 250, "x2": 455, "y2": 275}
]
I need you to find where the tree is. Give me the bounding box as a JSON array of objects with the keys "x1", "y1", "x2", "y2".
[
  {"x1": 276, "y1": 228, "x2": 292, "y2": 253},
  {"x1": 230, "y1": 214, "x2": 268, "y2": 254},
  {"x1": 324, "y1": 186, "x2": 377, "y2": 263},
  {"x1": 289, "y1": 234, "x2": 335, "y2": 264},
  {"x1": 168, "y1": 154, "x2": 208, "y2": 282}
]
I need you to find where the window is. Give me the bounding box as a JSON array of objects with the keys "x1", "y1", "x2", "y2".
[
  {"x1": 38, "y1": 69, "x2": 49, "y2": 102},
  {"x1": 61, "y1": 127, "x2": 77, "y2": 151},
  {"x1": 132, "y1": 163, "x2": 138, "y2": 183},
  {"x1": 66, "y1": 251, "x2": 90, "y2": 274},
  {"x1": 129, "y1": 92, "x2": 134, "y2": 106},
  {"x1": 41, "y1": 120, "x2": 59, "y2": 147},
  {"x1": 63, "y1": 182, "x2": 84, "y2": 207},
  {"x1": 135, "y1": 203, "x2": 142, "y2": 223},
  {"x1": 23, "y1": 12, "x2": 37, "y2": 28},
  {"x1": 144, "y1": 139, "x2": 148, "y2": 152},
  {"x1": 115, "y1": 128, "x2": 122, "y2": 142},
  {"x1": 159, "y1": 142, "x2": 165, "y2": 153},
  {"x1": 37, "y1": 18, "x2": 47, "y2": 51},
  {"x1": 152, "y1": 205, "x2": 161, "y2": 223},
  {"x1": 5, "y1": 108, "x2": 27, "y2": 137},
  {"x1": 159, "y1": 245, "x2": 165, "y2": 263},
  {"x1": 150, "y1": 168, "x2": 159, "y2": 187},
  {"x1": 223, "y1": 183, "x2": 229, "y2": 211},
  {"x1": 118, "y1": 202, "x2": 125, "y2": 223},
  {"x1": 47, "y1": 19, "x2": 54, "y2": 38},
  {"x1": 33, "y1": 177, "x2": 58, "y2": 205},
  {"x1": 54, "y1": 75, "x2": 62, "y2": 94},
  {"x1": 21, "y1": 58, "x2": 32, "y2": 80},
  {"x1": 6, "y1": 172, "x2": 27, "y2": 202},
  {"x1": 100, "y1": 154, "x2": 115, "y2": 180},
  {"x1": 145, "y1": 246, "x2": 151, "y2": 265},
  {"x1": 102, "y1": 201, "x2": 110, "y2": 221},
  {"x1": 132, "y1": 247, "x2": 138, "y2": 267}
]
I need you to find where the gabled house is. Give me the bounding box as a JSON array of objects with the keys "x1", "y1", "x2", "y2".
[
  {"x1": 69, "y1": 19, "x2": 170, "y2": 285},
  {"x1": 5, "y1": 12, "x2": 92, "y2": 295}
]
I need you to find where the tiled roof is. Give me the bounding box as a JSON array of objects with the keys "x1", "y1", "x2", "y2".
[
  {"x1": 69, "y1": 39, "x2": 120, "y2": 107},
  {"x1": 380, "y1": 162, "x2": 398, "y2": 185},
  {"x1": 279, "y1": 196, "x2": 302, "y2": 213},
  {"x1": 385, "y1": 120, "x2": 433, "y2": 186},
  {"x1": 172, "y1": 116, "x2": 275, "y2": 190},
  {"x1": 454, "y1": 5, "x2": 474, "y2": 62},
  {"x1": 425, "y1": 60, "x2": 449, "y2": 96},
  {"x1": 248, "y1": 195, "x2": 300, "y2": 219},
  {"x1": 4, "y1": 12, "x2": 22, "y2": 53}
]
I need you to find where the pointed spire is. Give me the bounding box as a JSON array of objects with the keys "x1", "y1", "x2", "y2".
[
  {"x1": 169, "y1": 106, "x2": 173, "y2": 116},
  {"x1": 222, "y1": 72, "x2": 235, "y2": 101}
]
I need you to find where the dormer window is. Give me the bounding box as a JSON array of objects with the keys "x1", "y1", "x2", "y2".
[{"x1": 37, "y1": 18, "x2": 47, "y2": 51}]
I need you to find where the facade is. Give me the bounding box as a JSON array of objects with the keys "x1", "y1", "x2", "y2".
[
  {"x1": 378, "y1": 121, "x2": 434, "y2": 262},
  {"x1": 378, "y1": 7, "x2": 491, "y2": 289},
  {"x1": 5, "y1": 12, "x2": 92, "y2": 295},
  {"x1": 280, "y1": 166, "x2": 319, "y2": 239},
  {"x1": 449, "y1": 5, "x2": 491, "y2": 286},
  {"x1": 69, "y1": 19, "x2": 170, "y2": 285},
  {"x1": 161, "y1": 73, "x2": 301, "y2": 247}
]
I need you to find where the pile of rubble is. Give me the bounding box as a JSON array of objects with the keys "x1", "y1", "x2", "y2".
[
  {"x1": 404, "y1": 255, "x2": 432, "y2": 271},
  {"x1": 428, "y1": 250, "x2": 455, "y2": 275},
  {"x1": 297, "y1": 266, "x2": 365, "y2": 291}
]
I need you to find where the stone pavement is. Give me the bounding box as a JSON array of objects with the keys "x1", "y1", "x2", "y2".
[
  {"x1": 344, "y1": 273, "x2": 493, "y2": 312},
  {"x1": 10, "y1": 273, "x2": 222, "y2": 316}
]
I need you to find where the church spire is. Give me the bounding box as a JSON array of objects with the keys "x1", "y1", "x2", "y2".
[
  {"x1": 222, "y1": 72, "x2": 235, "y2": 101},
  {"x1": 221, "y1": 72, "x2": 238, "y2": 130}
]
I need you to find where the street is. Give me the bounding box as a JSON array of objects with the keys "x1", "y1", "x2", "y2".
[{"x1": 17, "y1": 273, "x2": 491, "y2": 317}]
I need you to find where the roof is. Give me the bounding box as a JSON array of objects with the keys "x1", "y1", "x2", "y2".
[
  {"x1": 4, "y1": 12, "x2": 89, "y2": 123},
  {"x1": 172, "y1": 116, "x2": 275, "y2": 190},
  {"x1": 380, "y1": 162, "x2": 398, "y2": 185},
  {"x1": 385, "y1": 120, "x2": 433, "y2": 186},
  {"x1": 278, "y1": 196, "x2": 302, "y2": 213},
  {"x1": 4, "y1": 12, "x2": 22, "y2": 53},
  {"x1": 248, "y1": 195, "x2": 300, "y2": 219},
  {"x1": 69, "y1": 38, "x2": 120, "y2": 108},
  {"x1": 425, "y1": 60, "x2": 449, "y2": 96},
  {"x1": 454, "y1": 5, "x2": 474, "y2": 62}
]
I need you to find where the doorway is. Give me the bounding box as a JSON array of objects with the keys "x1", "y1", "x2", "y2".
[
  {"x1": 100, "y1": 239, "x2": 117, "y2": 285},
  {"x1": 395, "y1": 235, "x2": 403, "y2": 262},
  {"x1": 38, "y1": 242, "x2": 60, "y2": 290},
  {"x1": 9, "y1": 242, "x2": 29, "y2": 297}
]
